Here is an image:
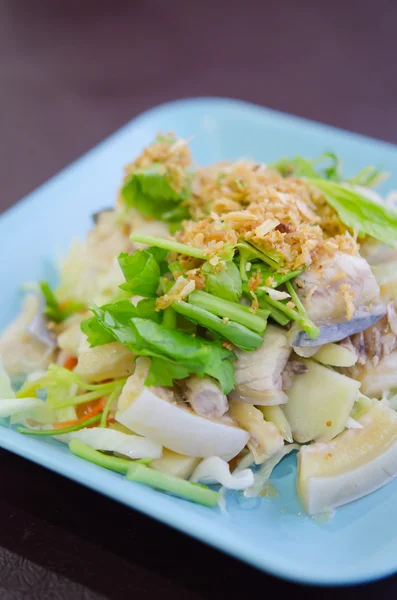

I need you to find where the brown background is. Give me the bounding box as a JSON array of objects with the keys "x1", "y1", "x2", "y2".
[{"x1": 1, "y1": 0, "x2": 397, "y2": 597}]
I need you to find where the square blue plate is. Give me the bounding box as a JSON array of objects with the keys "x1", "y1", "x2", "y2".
[{"x1": 1, "y1": 98, "x2": 397, "y2": 586}]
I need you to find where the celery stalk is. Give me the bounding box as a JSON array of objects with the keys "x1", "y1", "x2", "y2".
[{"x1": 126, "y1": 462, "x2": 220, "y2": 507}]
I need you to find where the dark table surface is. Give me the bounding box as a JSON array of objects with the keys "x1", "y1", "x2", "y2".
[{"x1": 1, "y1": 0, "x2": 397, "y2": 597}]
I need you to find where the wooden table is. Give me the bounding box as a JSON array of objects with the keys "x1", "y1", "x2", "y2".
[{"x1": 1, "y1": 1, "x2": 397, "y2": 597}]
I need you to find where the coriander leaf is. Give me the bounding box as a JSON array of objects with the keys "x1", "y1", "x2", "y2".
[
  {"x1": 308, "y1": 179, "x2": 397, "y2": 246},
  {"x1": 146, "y1": 247, "x2": 169, "y2": 274},
  {"x1": 81, "y1": 316, "x2": 115, "y2": 347},
  {"x1": 121, "y1": 164, "x2": 191, "y2": 222},
  {"x1": 206, "y1": 355, "x2": 235, "y2": 396},
  {"x1": 89, "y1": 305, "x2": 235, "y2": 392},
  {"x1": 81, "y1": 300, "x2": 138, "y2": 348},
  {"x1": 202, "y1": 261, "x2": 242, "y2": 302},
  {"x1": 39, "y1": 281, "x2": 83, "y2": 323},
  {"x1": 135, "y1": 298, "x2": 162, "y2": 323},
  {"x1": 145, "y1": 356, "x2": 190, "y2": 387},
  {"x1": 118, "y1": 250, "x2": 160, "y2": 297}
]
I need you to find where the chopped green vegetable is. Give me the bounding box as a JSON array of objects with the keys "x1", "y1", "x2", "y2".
[
  {"x1": 173, "y1": 301, "x2": 264, "y2": 351},
  {"x1": 135, "y1": 298, "x2": 162, "y2": 323},
  {"x1": 130, "y1": 234, "x2": 207, "y2": 260},
  {"x1": 308, "y1": 178, "x2": 397, "y2": 246},
  {"x1": 49, "y1": 380, "x2": 126, "y2": 410},
  {"x1": 162, "y1": 306, "x2": 177, "y2": 328},
  {"x1": 81, "y1": 300, "x2": 137, "y2": 347},
  {"x1": 126, "y1": 462, "x2": 220, "y2": 507},
  {"x1": 17, "y1": 363, "x2": 127, "y2": 410},
  {"x1": 121, "y1": 164, "x2": 190, "y2": 222},
  {"x1": 202, "y1": 261, "x2": 242, "y2": 302},
  {"x1": 347, "y1": 165, "x2": 388, "y2": 188},
  {"x1": 39, "y1": 281, "x2": 83, "y2": 322},
  {"x1": 258, "y1": 298, "x2": 291, "y2": 326},
  {"x1": 17, "y1": 364, "x2": 80, "y2": 402},
  {"x1": 247, "y1": 262, "x2": 303, "y2": 288},
  {"x1": 145, "y1": 356, "x2": 190, "y2": 387},
  {"x1": 271, "y1": 152, "x2": 342, "y2": 182},
  {"x1": 254, "y1": 287, "x2": 319, "y2": 339},
  {"x1": 81, "y1": 315, "x2": 115, "y2": 347},
  {"x1": 271, "y1": 156, "x2": 320, "y2": 179},
  {"x1": 272, "y1": 152, "x2": 387, "y2": 188},
  {"x1": 236, "y1": 241, "x2": 282, "y2": 278},
  {"x1": 118, "y1": 250, "x2": 160, "y2": 297},
  {"x1": 87, "y1": 305, "x2": 235, "y2": 393},
  {"x1": 168, "y1": 261, "x2": 184, "y2": 276},
  {"x1": 100, "y1": 381, "x2": 124, "y2": 428},
  {"x1": 318, "y1": 152, "x2": 342, "y2": 181},
  {"x1": 146, "y1": 247, "x2": 170, "y2": 274},
  {"x1": 69, "y1": 439, "x2": 151, "y2": 473},
  {"x1": 189, "y1": 290, "x2": 267, "y2": 333},
  {"x1": 17, "y1": 413, "x2": 102, "y2": 435}
]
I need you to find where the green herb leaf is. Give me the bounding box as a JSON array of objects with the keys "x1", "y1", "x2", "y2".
[
  {"x1": 135, "y1": 298, "x2": 162, "y2": 323},
  {"x1": 145, "y1": 356, "x2": 190, "y2": 387},
  {"x1": 271, "y1": 156, "x2": 320, "y2": 179},
  {"x1": 236, "y1": 241, "x2": 283, "y2": 279},
  {"x1": 87, "y1": 306, "x2": 236, "y2": 393},
  {"x1": 39, "y1": 281, "x2": 83, "y2": 322},
  {"x1": 118, "y1": 250, "x2": 160, "y2": 297},
  {"x1": 247, "y1": 263, "x2": 304, "y2": 288},
  {"x1": 308, "y1": 179, "x2": 397, "y2": 246},
  {"x1": 81, "y1": 316, "x2": 115, "y2": 347},
  {"x1": 121, "y1": 164, "x2": 191, "y2": 222},
  {"x1": 272, "y1": 152, "x2": 387, "y2": 188},
  {"x1": 202, "y1": 261, "x2": 242, "y2": 302}
]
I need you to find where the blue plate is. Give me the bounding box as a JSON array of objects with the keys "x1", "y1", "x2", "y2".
[{"x1": 1, "y1": 98, "x2": 397, "y2": 586}]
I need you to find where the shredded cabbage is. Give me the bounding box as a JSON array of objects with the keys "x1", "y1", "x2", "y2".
[
  {"x1": 190, "y1": 456, "x2": 254, "y2": 490},
  {"x1": 58, "y1": 427, "x2": 163, "y2": 459},
  {"x1": 244, "y1": 444, "x2": 300, "y2": 498}
]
